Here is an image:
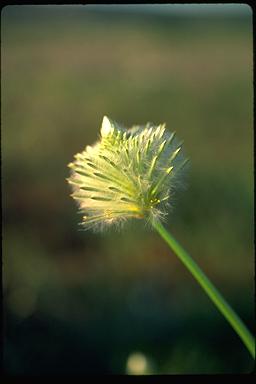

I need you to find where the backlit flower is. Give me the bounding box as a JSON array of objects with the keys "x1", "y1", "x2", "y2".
[{"x1": 67, "y1": 116, "x2": 188, "y2": 230}]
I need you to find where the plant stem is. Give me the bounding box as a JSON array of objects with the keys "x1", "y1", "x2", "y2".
[{"x1": 152, "y1": 220, "x2": 255, "y2": 359}]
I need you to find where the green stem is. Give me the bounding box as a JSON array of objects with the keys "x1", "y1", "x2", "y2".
[{"x1": 152, "y1": 220, "x2": 255, "y2": 359}]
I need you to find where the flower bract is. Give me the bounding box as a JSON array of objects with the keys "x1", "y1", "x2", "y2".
[{"x1": 67, "y1": 116, "x2": 188, "y2": 230}]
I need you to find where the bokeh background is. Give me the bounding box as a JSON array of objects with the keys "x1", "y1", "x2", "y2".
[{"x1": 2, "y1": 4, "x2": 254, "y2": 374}]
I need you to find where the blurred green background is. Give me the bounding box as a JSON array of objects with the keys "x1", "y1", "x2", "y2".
[{"x1": 2, "y1": 4, "x2": 254, "y2": 374}]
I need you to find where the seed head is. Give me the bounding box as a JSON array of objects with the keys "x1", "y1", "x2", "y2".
[{"x1": 67, "y1": 116, "x2": 189, "y2": 231}]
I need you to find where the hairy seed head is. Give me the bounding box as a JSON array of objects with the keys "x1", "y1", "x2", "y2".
[{"x1": 67, "y1": 116, "x2": 189, "y2": 230}]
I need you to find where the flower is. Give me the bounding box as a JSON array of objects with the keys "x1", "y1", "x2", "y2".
[{"x1": 67, "y1": 116, "x2": 188, "y2": 230}]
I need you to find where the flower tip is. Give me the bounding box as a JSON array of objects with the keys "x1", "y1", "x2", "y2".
[
  {"x1": 101, "y1": 115, "x2": 114, "y2": 137},
  {"x1": 166, "y1": 166, "x2": 174, "y2": 174},
  {"x1": 86, "y1": 145, "x2": 94, "y2": 154}
]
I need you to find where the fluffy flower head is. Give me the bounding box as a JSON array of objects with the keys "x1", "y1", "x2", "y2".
[{"x1": 67, "y1": 116, "x2": 188, "y2": 230}]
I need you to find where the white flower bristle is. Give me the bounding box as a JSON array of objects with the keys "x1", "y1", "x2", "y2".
[{"x1": 101, "y1": 116, "x2": 113, "y2": 137}]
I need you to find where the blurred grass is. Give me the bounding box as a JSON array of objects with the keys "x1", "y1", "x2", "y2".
[{"x1": 2, "y1": 5, "x2": 254, "y2": 374}]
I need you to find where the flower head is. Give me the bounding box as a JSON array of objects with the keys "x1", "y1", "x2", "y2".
[{"x1": 67, "y1": 116, "x2": 188, "y2": 230}]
